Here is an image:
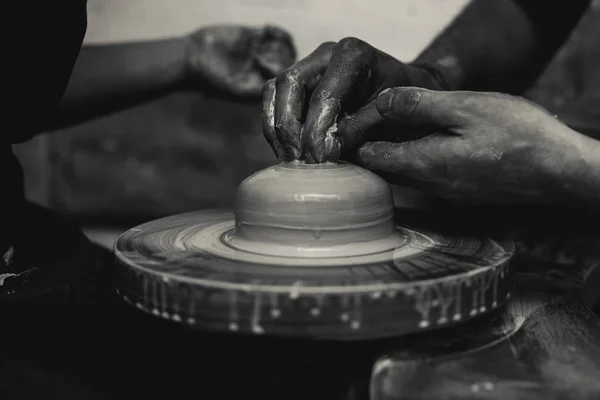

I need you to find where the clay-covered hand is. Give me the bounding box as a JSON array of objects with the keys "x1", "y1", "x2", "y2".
[
  {"x1": 261, "y1": 38, "x2": 449, "y2": 162},
  {"x1": 354, "y1": 87, "x2": 600, "y2": 205},
  {"x1": 184, "y1": 25, "x2": 296, "y2": 99}
]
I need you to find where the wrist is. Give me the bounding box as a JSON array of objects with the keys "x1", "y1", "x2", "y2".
[{"x1": 549, "y1": 129, "x2": 600, "y2": 209}]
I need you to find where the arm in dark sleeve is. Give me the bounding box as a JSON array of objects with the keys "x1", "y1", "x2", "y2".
[
  {"x1": 42, "y1": 39, "x2": 188, "y2": 132},
  {"x1": 413, "y1": 0, "x2": 592, "y2": 93}
]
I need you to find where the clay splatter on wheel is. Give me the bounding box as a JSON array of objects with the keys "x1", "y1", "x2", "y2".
[{"x1": 114, "y1": 162, "x2": 514, "y2": 340}]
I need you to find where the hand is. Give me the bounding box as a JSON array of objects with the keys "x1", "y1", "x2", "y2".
[
  {"x1": 261, "y1": 38, "x2": 449, "y2": 162},
  {"x1": 184, "y1": 25, "x2": 296, "y2": 99},
  {"x1": 353, "y1": 88, "x2": 600, "y2": 205}
]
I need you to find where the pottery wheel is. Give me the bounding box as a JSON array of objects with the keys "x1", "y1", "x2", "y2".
[{"x1": 114, "y1": 162, "x2": 515, "y2": 340}]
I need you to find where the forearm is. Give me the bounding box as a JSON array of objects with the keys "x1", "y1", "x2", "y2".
[
  {"x1": 44, "y1": 38, "x2": 188, "y2": 132},
  {"x1": 412, "y1": 0, "x2": 591, "y2": 93}
]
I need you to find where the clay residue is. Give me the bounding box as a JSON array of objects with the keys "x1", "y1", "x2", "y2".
[
  {"x1": 0, "y1": 273, "x2": 17, "y2": 286},
  {"x1": 324, "y1": 122, "x2": 341, "y2": 162}
]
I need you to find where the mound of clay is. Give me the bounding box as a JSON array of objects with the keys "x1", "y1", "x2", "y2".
[{"x1": 232, "y1": 161, "x2": 396, "y2": 253}]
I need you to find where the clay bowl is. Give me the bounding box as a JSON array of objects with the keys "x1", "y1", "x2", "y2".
[{"x1": 228, "y1": 161, "x2": 402, "y2": 258}]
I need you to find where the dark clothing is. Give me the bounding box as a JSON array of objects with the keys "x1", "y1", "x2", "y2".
[
  {"x1": 1, "y1": 1, "x2": 88, "y2": 259},
  {"x1": 1, "y1": 147, "x2": 24, "y2": 259}
]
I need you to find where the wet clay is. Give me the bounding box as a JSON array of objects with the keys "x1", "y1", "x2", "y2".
[{"x1": 230, "y1": 161, "x2": 400, "y2": 258}]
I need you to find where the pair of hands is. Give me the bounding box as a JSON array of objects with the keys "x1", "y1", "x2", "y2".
[{"x1": 261, "y1": 38, "x2": 594, "y2": 205}]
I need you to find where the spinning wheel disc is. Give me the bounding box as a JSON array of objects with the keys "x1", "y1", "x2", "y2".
[{"x1": 114, "y1": 210, "x2": 515, "y2": 340}]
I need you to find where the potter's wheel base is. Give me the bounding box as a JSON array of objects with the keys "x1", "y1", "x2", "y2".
[{"x1": 114, "y1": 209, "x2": 515, "y2": 341}]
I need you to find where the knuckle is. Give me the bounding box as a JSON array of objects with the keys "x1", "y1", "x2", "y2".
[
  {"x1": 456, "y1": 93, "x2": 480, "y2": 109},
  {"x1": 493, "y1": 92, "x2": 515, "y2": 101},
  {"x1": 398, "y1": 89, "x2": 423, "y2": 119},
  {"x1": 275, "y1": 67, "x2": 300, "y2": 88},
  {"x1": 318, "y1": 41, "x2": 337, "y2": 51},
  {"x1": 337, "y1": 37, "x2": 371, "y2": 58},
  {"x1": 338, "y1": 36, "x2": 366, "y2": 50},
  {"x1": 404, "y1": 141, "x2": 434, "y2": 174},
  {"x1": 452, "y1": 92, "x2": 487, "y2": 118},
  {"x1": 482, "y1": 92, "x2": 522, "y2": 108},
  {"x1": 312, "y1": 42, "x2": 337, "y2": 62},
  {"x1": 519, "y1": 96, "x2": 550, "y2": 113}
]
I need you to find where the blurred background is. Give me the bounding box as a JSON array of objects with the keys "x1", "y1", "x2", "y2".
[{"x1": 13, "y1": 0, "x2": 600, "y2": 247}]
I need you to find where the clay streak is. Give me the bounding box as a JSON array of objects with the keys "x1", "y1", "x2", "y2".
[
  {"x1": 435, "y1": 282, "x2": 455, "y2": 324},
  {"x1": 152, "y1": 278, "x2": 159, "y2": 315},
  {"x1": 311, "y1": 294, "x2": 325, "y2": 317},
  {"x1": 414, "y1": 286, "x2": 434, "y2": 328},
  {"x1": 454, "y1": 278, "x2": 464, "y2": 321},
  {"x1": 171, "y1": 284, "x2": 181, "y2": 321},
  {"x1": 492, "y1": 267, "x2": 500, "y2": 307},
  {"x1": 351, "y1": 293, "x2": 363, "y2": 330},
  {"x1": 470, "y1": 275, "x2": 480, "y2": 316},
  {"x1": 228, "y1": 290, "x2": 239, "y2": 331},
  {"x1": 161, "y1": 278, "x2": 169, "y2": 318},
  {"x1": 187, "y1": 289, "x2": 196, "y2": 324},
  {"x1": 251, "y1": 292, "x2": 265, "y2": 334},
  {"x1": 270, "y1": 292, "x2": 281, "y2": 318},
  {"x1": 142, "y1": 274, "x2": 150, "y2": 308}
]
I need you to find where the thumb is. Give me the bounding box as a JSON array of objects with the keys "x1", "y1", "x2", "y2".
[{"x1": 375, "y1": 87, "x2": 467, "y2": 127}]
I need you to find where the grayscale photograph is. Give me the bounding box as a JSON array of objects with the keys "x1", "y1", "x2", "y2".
[{"x1": 2, "y1": 0, "x2": 600, "y2": 399}]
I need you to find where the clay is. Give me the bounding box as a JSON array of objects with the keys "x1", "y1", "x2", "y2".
[{"x1": 230, "y1": 161, "x2": 400, "y2": 258}]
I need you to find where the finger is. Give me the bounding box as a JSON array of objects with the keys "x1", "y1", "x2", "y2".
[
  {"x1": 354, "y1": 137, "x2": 446, "y2": 183},
  {"x1": 303, "y1": 38, "x2": 379, "y2": 163},
  {"x1": 337, "y1": 100, "x2": 437, "y2": 159},
  {"x1": 262, "y1": 79, "x2": 285, "y2": 159},
  {"x1": 376, "y1": 87, "x2": 470, "y2": 128},
  {"x1": 274, "y1": 42, "x2": 336, "y2": 159},
  {"x1": 337, "y1": 100, "x2": 384, "y2": 152}
]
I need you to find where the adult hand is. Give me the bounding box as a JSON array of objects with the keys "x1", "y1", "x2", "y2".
[
  {"x1": 184, "y1": 25, "x2": 296, "y2": 99},
  {"x1": 354, "y1": 88, "x2": 600, "y2": 205},
  {"x1": 261, "y1": 38, "x2": 449, "y2": 162}
]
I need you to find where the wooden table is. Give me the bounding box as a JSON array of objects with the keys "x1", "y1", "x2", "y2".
[{"x1": 0, "y1": 204, "x2": 599, "y2": 400}]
